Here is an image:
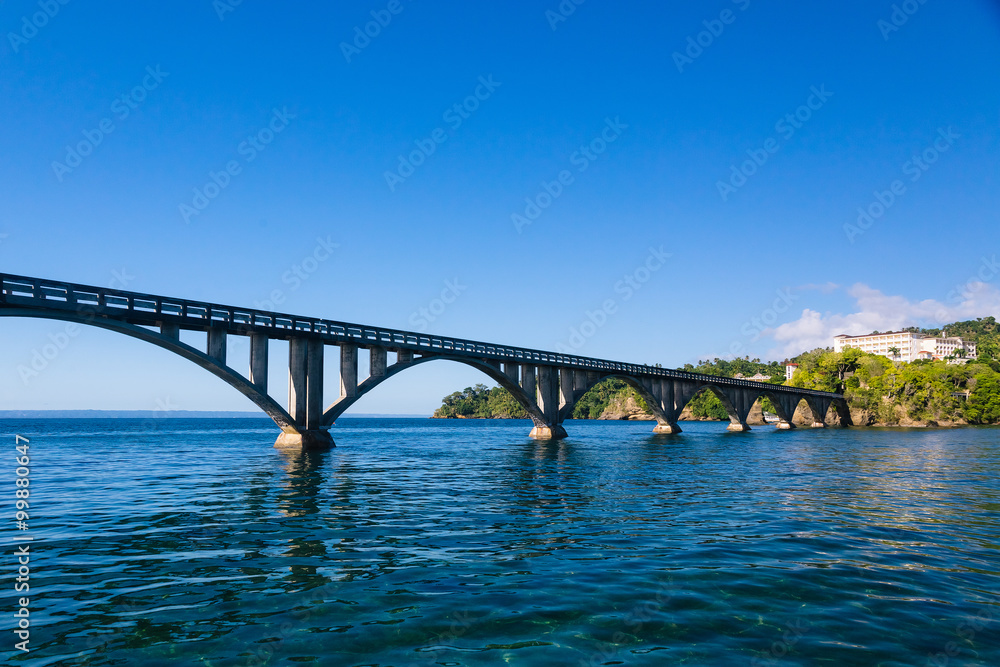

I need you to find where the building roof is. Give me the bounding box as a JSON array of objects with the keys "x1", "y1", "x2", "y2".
[
  {"x1": 835, "y1": 330, "x2": 916, "y2": 339},
  {"x1": 836, "y1": 331, "x2": 970, "y2": 343}
]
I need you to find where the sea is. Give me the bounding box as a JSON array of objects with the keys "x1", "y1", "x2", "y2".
[{"x1": 2, "y1": 418, "x2": 998, "y2": 666}]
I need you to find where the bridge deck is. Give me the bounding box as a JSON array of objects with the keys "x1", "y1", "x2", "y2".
[{"x1": 0, "y1": 273, "x2": 838, "y2": 399}]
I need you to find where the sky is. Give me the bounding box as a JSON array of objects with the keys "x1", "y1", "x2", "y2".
[{"x1": 1, "y1": 0, "x2": 999, "y2": 415}]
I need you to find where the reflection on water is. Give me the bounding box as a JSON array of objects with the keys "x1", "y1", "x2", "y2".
[{"x1": 3, "y1": 418, "x2": 999, "y2": 666}]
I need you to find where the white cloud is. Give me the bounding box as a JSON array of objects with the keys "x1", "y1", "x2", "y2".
[{"x1": 765, "y1": 281, "x2": 1000, "y2": 358}]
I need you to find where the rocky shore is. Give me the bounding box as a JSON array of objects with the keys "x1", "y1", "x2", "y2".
[{"x1": 593, "y1": 390, "x2": 970, "y2": 428}]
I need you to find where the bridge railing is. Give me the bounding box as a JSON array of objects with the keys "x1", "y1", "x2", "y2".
[{"x1": 0, "y1": 273, "x2": 840, "y2": 398}]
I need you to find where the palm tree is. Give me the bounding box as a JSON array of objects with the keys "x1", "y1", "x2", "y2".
[{"x1": 888, "y1": 346, "x2": 901, "y2": 362}]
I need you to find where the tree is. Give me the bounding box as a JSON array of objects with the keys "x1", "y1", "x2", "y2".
[
  {"x1": 965, "y1": 372, "x2": 1000, "y2": 423},
  {"x1": 572, "y1": 378, "x2": 649, "y2": 419},
  {"x1": 888, "y1": 346, "x2": 901, "y2": 362}
]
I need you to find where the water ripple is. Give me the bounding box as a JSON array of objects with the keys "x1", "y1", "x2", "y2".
[{"x1": 1, "y1": 418, "x2": 998, "y2": 665}]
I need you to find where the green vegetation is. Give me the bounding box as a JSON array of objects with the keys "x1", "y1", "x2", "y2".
[
  {"x1": 432, "y1": 378, "x2": 650, "y2": 419},
  {"x1": 680, "y1": 357, "x2": 787, "y2": 382},
  {"x1": 570, "y1": 378, "x2": 648, "y2": 419},
  {"x1": 432, "y1": 318, "x2": 1000, "y2": 426},
  {"x1": 789, "y1": 346, "x2": 1000, "y2": 425},
  {"x1": 434, "y1": 384, "x2": 529, "y2": 419}
]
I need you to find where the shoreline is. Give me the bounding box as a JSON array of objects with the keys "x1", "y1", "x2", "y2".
[{"x1": 430, "y1": 415, "x2": 989, "y2": 428}]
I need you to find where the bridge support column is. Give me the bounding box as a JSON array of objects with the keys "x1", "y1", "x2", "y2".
[
  {"x1": 502, "y1": 362, "x2": 519, "y2": 383},
  {"x1": 807, "y1": 397, "x2": 832, "y2": 428},
  {"x1": 370, "y1": 346, "x2": 387, "y2": 378},
  {"x1": 652, "y1": 379, "x2": 684, "y2": 434},
  {"x1": 830, "y1": 398, "x2": 853, "y2": 427},
  {"x1": 556, "y1": 367, "x2": 576, "y2": 423},
  {"x1": 160, "y1": 323, "x2": 180, "y2": 340},
  {"x1": 277, "y1": 337, "x2": 333, "y2": 450},
  {"x1": 530, "y1": 365, "x2": 567, "y2": 440},
  {"x1": 559, "y1": 368, "x2": 574, "y2": 411},
  {"x1": 340, "y1": 344, "x2": 358, "y2": 399},
  {"x1": 207, "y1": 327, "x2": 227, "y2": 365},
  {"x1": 249, "y1": 334, "x2": 268, "y2": 392},
  {"x1": 723, "y1": 387, "x2": 756, "y2": 432},
  {"x1": 774, "y1": 394, "x2": 800, "y2": 430},
  {"x1": 574, "y1": 370, "x2": 589, "y2": 401},
  {"x1": 288, "y1": 338, "x2": 307, "y2": 423},
  {"x1": 305, "y1": 340, "x2": 323, "y2": 431},
  {"x1": 520, "y1": 364, "x2": 536, "y2": 400}
]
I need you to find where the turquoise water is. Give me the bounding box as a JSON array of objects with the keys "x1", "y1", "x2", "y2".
[{"x1": 2, "y1": 418, "x2": 999, "y2": 666}]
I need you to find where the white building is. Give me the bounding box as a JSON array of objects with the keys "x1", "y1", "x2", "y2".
[
  {"x1": 833, "y1": 331, "x2": 976, "y2": 363},
  {"x1": 785, "y1": 363, "x2": 798, "y2": 380},
  {"x1": 733, "y1": 372, "x2": 773, "y2": 382}
]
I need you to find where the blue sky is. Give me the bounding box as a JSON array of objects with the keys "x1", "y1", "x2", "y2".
[{"x1": 2, "y1": 0, "x2": 999, "y2": 415}]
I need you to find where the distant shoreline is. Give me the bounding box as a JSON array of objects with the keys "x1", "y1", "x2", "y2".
[{"x1": 0, "y1": 410, "x2": 429, "y2": 419}]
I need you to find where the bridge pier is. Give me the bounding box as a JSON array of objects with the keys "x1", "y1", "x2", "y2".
[
  {"x1": 807, "y1": 397, "x2": 831, "y2": 428},
  {"x1": 831, "y1": 398, "x2": 853, "y2": 427},
  {"x1": 277, "y1": 337, "x2": 333, "y2": 449},
  {"x1": 528, "y1": 424, "x2": 568, "y2": 439},
  {"x1": 632, "y1": 376, "x2": 677, "y2": 434},
  {"x1": 720, "y1": 387, "x2": 757, "y2": 432},
  {"x1": 651, "y1": 379, "x2": 703, "y2": 436},
  {"x1": 772, "y1": 393, "x2": 800, "y2": 430},
  {"x1": 275, "y1": 430, "x2": 334, "y2": 449},
  {"x1": 529, "y1": 365, "x2": 567, "y2": 439}
]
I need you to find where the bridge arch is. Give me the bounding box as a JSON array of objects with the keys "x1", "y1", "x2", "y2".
[
  {"x1": 677, "y1": 383, "x2": 762, "y2": 432},
  {"x1": 755, "y1": 391, "x2": 851, "y2": 428},
  {"x1": 561, "y1": 373, "x2": 670, "y2": 424},
  {"x1": 320, "y1": 353, "x2": 548, "y2": 428},
  {"x1": 0, "y1": 307, "x2": 298, "y2": 432}
]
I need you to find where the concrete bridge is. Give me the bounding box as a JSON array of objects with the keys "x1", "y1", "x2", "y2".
[{"x1": 0, "y1": 273, "x2": 848, "y2": 448}]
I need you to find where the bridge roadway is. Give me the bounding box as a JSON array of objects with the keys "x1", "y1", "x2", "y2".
[{"x1": 0, "y1": 273, "x2": 848, "y2": 448}]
